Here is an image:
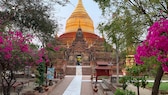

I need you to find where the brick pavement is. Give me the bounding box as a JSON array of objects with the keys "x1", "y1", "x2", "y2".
[
  {"x1": 49, "y1": 75, "x2": 102, "y2": 95},
  {"x1": 8, "y1": 76, "x2": 113, "y2": 95},
  {"x1": 62, "y1": 66, "x2": 82, "y2": 95},
  {"x1": 49, "y1": 76, "x2": 74, "y2": 95},
  {"x1": 81, "y1": 76, "x2": 99, "y2": 95}
]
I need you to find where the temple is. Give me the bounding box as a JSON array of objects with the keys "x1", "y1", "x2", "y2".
[{"x1": 54, "y1": 0, "x2": 123, "y2": 76}]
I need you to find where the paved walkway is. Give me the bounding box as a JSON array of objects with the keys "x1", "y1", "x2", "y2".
[
  {"x1": 63, "y1": 66, "x2": 82, "y2": 95},
  {"x1": 49, "y1": 75, "x2": 99, "y2": 95},
  {"x1": 49, "y1": 66, "x2": 100, "y2": 95},
  {"x1": 49, "y1": 76, "x2": 74, "y2": 95},
  {"x1": 10, "y1": 66, "x2": 166, "y2": 95}
]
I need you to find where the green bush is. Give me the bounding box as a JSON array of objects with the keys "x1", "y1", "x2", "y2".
[
  {"x1": 114, "y1": 89, "x2": 136, "y2": 95},
  {"x1": 114, "y1": 89, "x2": 125, "y2": 95},
  {"x1": 36, "y1": 62, "x2": 46, "y2": 86}
]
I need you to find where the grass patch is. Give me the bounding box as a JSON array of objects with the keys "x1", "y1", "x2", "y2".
[
  {"x1": 98, "y1": 76, "x2": 109, "y2": 80},
  {"x1": 147, "y1": 82, "x2": 168, "y2": 91},
  {"x1": 147, "y1": 75, "x2": 168, "y2": 80}
]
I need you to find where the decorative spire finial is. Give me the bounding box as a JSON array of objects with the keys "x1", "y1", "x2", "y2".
[{"x1": 78, "y1": 0, "x2": 82, "y2": 4}]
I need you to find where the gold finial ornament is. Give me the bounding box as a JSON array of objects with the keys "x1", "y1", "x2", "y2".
[{"x1": 65, "y1": 0, "x2": 94, "y2": 33}]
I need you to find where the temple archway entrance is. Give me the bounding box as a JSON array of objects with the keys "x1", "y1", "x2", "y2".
[{"x1": 76, "y1": 55, "x2": 82, "y2": 65}]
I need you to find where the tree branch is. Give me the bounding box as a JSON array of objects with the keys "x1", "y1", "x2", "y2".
[{"x1": 160, "y1": 1, "x2": 167, "y2": 12}]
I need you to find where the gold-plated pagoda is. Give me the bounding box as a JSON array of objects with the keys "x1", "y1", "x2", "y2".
[{"x1": 65, "y1": 0, "x2": 94, "y2": 33}]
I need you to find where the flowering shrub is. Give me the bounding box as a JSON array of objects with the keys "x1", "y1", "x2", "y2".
[
  {"x1": 35, "y1": 43, "x2": 60, "y2": 65},
  {"x1": 35, "y1": 42, "x2": 60, "y2": 89},
  {"x1": 0, "y1": 30, "x2": 34, "y2": 66},
  {"x1": 0, "y1": 30, "x2": 35, "y2": 95},
  {"x1": 135, "y1": 18, "x2": 168, "y2": 72},
  {"x1": 0, "y1": 23, "x2": 60, "y2": 94},
  {"x1": 0, "y1": 30, "x2": 60, "y2": 67}
]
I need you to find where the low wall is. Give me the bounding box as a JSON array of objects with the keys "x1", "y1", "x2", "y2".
[
  {"x1": 65, "y1": 66, "x2": 76, "y2": 75},
  {"x1": 65, "y1": 66, "x2": 91, "y2": 75},
  {"x1": 82, "y1": 66, "x2": 91, "y2": 75}
]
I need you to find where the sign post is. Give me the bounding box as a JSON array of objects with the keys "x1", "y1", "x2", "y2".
[{"x1": 47, "y1": 68, "x2": 55, "y2": 86}]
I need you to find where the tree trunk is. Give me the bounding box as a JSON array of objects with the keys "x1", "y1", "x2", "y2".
[
  {"x1": 0, "y1": 65, "x2": 2, "y2": 87},
  {"x1": 116, "y1": 49, "x2": 119, "y2": 84},
  {"x1": 152, "y1": 65, "x2": 164, "y2": 95},
  {"x1": 1, "y1": 70, "x2": 16, "y2": 95},
  {"x1": 3, "y1": 86, "x2": 11, "y2": 95},
  {"x1": 137, "y1": 86, "x2": 140, "y2": 95}
]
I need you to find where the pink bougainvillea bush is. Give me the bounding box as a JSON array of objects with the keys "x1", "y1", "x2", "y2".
[
  {"x1": 35, "y1": 43, "x2": 60, "y2": 65},
  {"x1": 0, "y1": 30, "x2": 60, "y2": 67},
  {"x1": 0, "y1": 30, "x2": 36, "y2": 95},
  {"x1": 0, "y1": 30, "x2": 34, "y2": 67},
  {"x1": 135, "y1": 18, "x2": 168, "y2": 72},
  {"x1": 0, "y1": 27, "x2": 60, "y2": 95}
]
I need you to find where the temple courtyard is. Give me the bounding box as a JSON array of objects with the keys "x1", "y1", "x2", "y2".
[
  {"x1": 1, "y1": 0, "x2": 168, "y2": 95},
  {"x1": 6, "y1": 66, "x2": 167, "y2": 95}
]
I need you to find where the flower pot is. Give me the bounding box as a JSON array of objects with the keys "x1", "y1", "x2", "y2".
[
  {"x1": 45, "y1": 87, "x2": 49, "y2": 91},
  {"x1": 93, "y1": 88, "x2": 98, "y2": 92}
]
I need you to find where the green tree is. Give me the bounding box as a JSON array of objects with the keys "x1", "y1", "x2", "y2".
[
  {"x1": 94, "y1": 1, "x2": 168, "y2": 95},
  {"x1": 126, "y1": 65, "x2": 148, "y2": 95},
  {"x1": 0, "y1": 0, "x2": 68, "y2": 46},
  {"x1": 94, "y1": 0, "x2": 168, "y2": 48},
  {"x1": 98, "y1": 9, "x2": 143, "y2": 84}
]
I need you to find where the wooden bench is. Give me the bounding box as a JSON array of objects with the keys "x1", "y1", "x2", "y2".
[
  {"x1": 12, "y1": 82, "x2": 24, "y2": 91},
  {"x1": 100, "y1": 82, "x2": 110, "y2": 94},
  {"x1": 12, "y1": 80, "x2": 29, "y2": 91}
]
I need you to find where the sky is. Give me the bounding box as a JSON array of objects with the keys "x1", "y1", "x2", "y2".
[{"x1": 52, "y1": 0, "x2": 104, "y2": 36}]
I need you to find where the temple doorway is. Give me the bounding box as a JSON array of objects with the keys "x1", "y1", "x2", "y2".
[{"x1": 76, "y1": 55, "x2": 82, "y2": 65}]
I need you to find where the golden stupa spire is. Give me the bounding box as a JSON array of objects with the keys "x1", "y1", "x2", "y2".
[{"x1": 65, "y1": 0, "x2": 94, "y2": 33}]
